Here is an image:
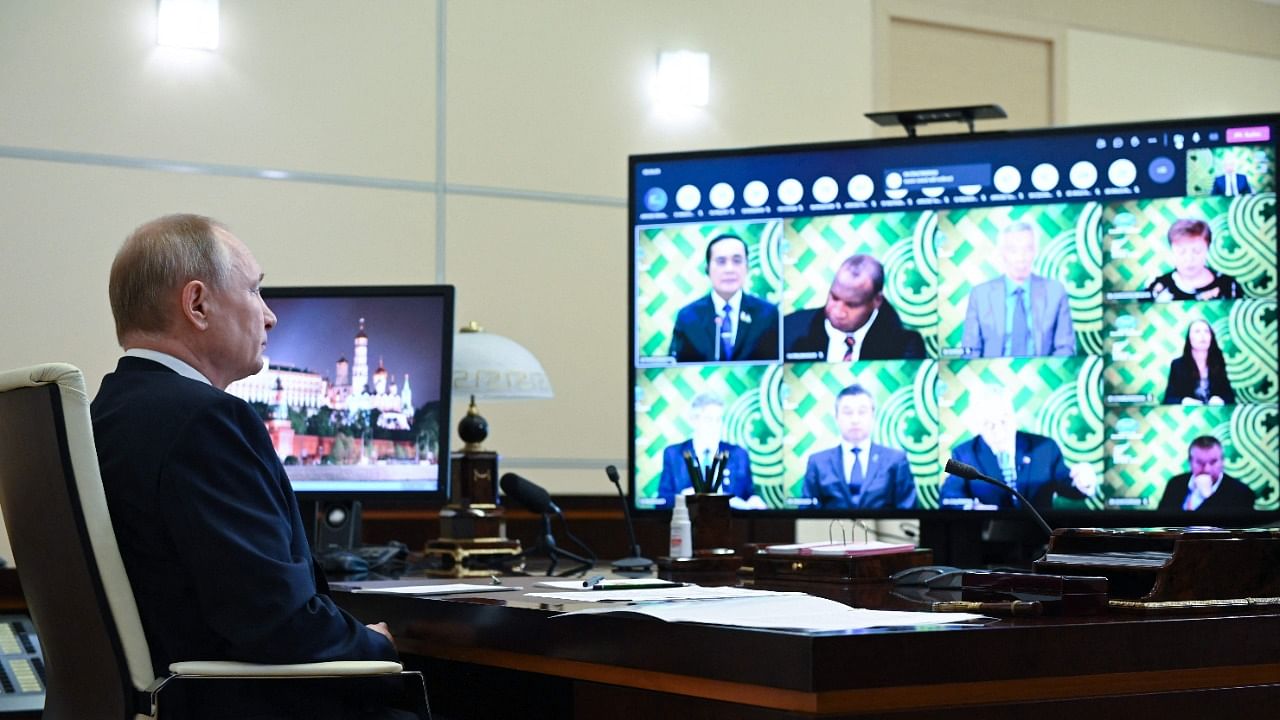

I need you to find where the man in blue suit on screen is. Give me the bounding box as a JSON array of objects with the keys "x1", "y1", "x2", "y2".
[
  {"x1": 658, "y1": 393, "x2": 765, "y2": 509},
  {"x1": 802, "y1": 384, "x2": 916, "y2": 510},
  {"x1": 940, "y1": 393, "x2": 1098, "y2": 510},
  {"x1": 91, "y1": 214, "x2": 412, "y2": 719},
  {"x1": 1210, "y1": 156, "x2": 1252, "y2": 196},
  {"x1": 961, "y1": 221, "x2": 1075, "y2": 358},
  {"x1": 668, "y1": 233, "x2": 780, "y2": 363}
]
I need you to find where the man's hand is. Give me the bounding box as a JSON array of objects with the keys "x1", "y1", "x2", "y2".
[
  {"x1": 367, "y1": 621, "x2": 395, "y2": 648},
  {"x1": 1070, "y1": 463, "x2": 1099, "y2": 496}
]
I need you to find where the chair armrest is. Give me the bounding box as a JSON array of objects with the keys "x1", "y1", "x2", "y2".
[{"x1": 169, "y1": 660, "x2": 403, "y2": 677}]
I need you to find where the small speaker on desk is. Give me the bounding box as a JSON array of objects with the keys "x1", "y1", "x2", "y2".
[{"x1": 314, "y1": 500, "x2": 362, "y2": 550}]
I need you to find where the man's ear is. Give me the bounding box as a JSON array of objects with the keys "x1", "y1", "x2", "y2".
[{"x1": 181, "y1": 280, "x2": 212, "y2": 331}]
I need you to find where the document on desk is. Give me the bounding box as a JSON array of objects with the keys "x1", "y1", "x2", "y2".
[
  {"x1": 529, "y1": 585, "x2": 785, "y2": 603},
  {"x1": 557, "y1": 594, "x2": 983, "y2": 632},
  {"x1": 345, "y1": 583, "x2": 520, "y2": 596}
]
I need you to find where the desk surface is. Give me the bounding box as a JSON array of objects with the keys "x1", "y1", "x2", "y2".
[{"x1": 333, "y1": 571, "x2": 1280, "y2": 719}]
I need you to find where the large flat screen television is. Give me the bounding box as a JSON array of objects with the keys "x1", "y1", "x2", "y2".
[
  {"x1": 629, "y1": 113, "x2": 1278, "y2": 527},
  {"x1": 226, "y1": 285, "x2": 454, "y2": 504}
]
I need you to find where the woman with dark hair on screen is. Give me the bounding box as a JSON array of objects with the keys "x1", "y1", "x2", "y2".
[
  {"x1": 1147, "y1": 218, "x2": 1243, "y2": 302},
  {"x1": 1162, "y1": 319, "x2": 1235, "y2": 405}
]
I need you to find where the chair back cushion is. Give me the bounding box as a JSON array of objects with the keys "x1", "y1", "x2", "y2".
[{"x1": 0, "y1": 364, "x2": 157, "y2": 718}]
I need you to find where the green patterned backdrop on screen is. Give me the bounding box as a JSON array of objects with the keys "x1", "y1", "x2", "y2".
[
  {"x1": 636, "y1": 220, "x2": 784, "y2": 359},
  {"x1": 938, "y1": 357, "x2": 1106, "y2": 510},
  {"x1": 634, "y1": 364, "x2": 785, "y2": 506},
  {"x1": 781, "y1": 212, "x2": 938, "y2": 354},
  {"x1": 780, "y1": 361, "x2": 938, "y2": 507},
  {"x1": 935, "y1": 203, "x2": 1104, "y2": 356},
  {"x1": 1104, "y1": 299, "x2": 1278, "y2": 405},
  {"x1": 1185, "y1": 145, "x2": 1276, "y2": 196},
  {"x1": 1101, "y1": 194, "x2": 1277, "y2": 298},
  {"x1": 1105, "y1": 405, "x2": 1279, "y2": 511}
]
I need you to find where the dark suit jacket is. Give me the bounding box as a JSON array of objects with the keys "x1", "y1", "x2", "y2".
[
  {"x1": 1162, "y1": 356, "x2": 1236, "y2": 405},
  {"x1": 782, "y1": 301, "x2": 925, "y2": 361},
  {"x1": 802, "y1": 443, "x2": 916, "y2": 510},
  {"x1": 92, "y1": 357, "x2": 397, "y2": 718},
  {"x1": 939, "y1": 432, "x2": 1085, "y2": 510},
  {"x1": 658, "y1": 439, "x2": 755, "y2": 506},
  {"x1": 961, "y1": 274, "x2": 1075, "y2": 357},
  {"x1": 1211, "y1": 173, "x2": 1252, "y2": 196},
  {"x1": 669, "y1": 293, "x2": 780, "y2": 362},
  {"x1": 1157, "y1": 472, "x2": 1255, "y2": 512}
]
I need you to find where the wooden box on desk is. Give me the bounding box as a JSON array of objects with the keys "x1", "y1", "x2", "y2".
[
  {"x1": 1034, "y1": 527, "x2": 1280, "y2": 607},
  {"x1": 753, "y1": 546, "x2": 933, "y2": 583}
]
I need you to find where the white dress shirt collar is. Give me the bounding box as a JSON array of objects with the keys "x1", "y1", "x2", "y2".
[
  {"x1": 124, "y1": 348, "x2": 213, "y2": 386},
  {"x1": 823, "y1": 307, "x2": 879, "y2": 362}
]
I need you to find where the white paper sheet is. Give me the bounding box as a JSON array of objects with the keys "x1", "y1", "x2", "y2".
[
  {"x1": 529, "y1": 585, "x2": 791, "y2": 603},
  {"x1": 557, "y1": 594, "x2": 984, "y2": 632},
  {"x1": 351, "y1": 583, "x2": 520, "y2": 596}
]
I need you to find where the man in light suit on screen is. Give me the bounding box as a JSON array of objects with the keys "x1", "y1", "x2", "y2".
[
  {"x1": 961, "y1": 221, "x2": 1075, "y2": 358},
  {"x1": 802, "y1": 384, "x2": 916, "y2": 510}
]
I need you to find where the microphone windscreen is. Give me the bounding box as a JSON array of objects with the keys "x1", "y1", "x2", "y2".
[
  {"x1": 605, "y1": 465, "x2": 621, "y2": 485},
  {"x1": 500, "y1": 472, "x2": 556, "y2": 514},
  {"x1": 945, "y1": 458, "x2": 982, "y2": 480}
]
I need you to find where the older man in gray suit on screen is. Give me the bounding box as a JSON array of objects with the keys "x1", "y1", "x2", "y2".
[{"x1": 961, "y1": 221, "x2": 1075, "y2": 358}]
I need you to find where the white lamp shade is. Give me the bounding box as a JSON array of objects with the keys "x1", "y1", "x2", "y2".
[{"x1": 453, "y1": 330, "x2": 553, "y2": 401}]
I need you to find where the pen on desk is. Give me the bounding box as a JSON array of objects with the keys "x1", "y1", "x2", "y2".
[
  {"x1": 582, "y1": 575, "x2": 606, "y2": 588},
  {"x1": 931, "y1": 600, "x2": 1043, "y2": 617},
  {"x1": 591, "y1": 581, "x2": 684, "y2": 591}
]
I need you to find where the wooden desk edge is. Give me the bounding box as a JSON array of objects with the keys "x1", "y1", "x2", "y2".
[{"x1": 402, "y1": 640, "x2": 1280, "y2": 714}]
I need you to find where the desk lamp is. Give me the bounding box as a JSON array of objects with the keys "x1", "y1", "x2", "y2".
[{"x1": 424, "y1": 322, "x2": 553, "y2": 575}]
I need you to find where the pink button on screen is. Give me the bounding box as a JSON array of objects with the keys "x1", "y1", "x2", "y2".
[{"x1": 1225, "y1": 126, "x2": 1271, "y2": 143}]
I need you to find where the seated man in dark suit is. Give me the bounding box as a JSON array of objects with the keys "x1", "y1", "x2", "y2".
[
  {"x1": 91, "y1": 214, "x2": 412, "y2": 719},
  {"x1": 782, "y1": 254, "x2": 924, "y2": 362},
  {"x1": 1210, "y1": 156, "x2": 1252, "y2": 197},
  {"x1": 1157, "y1": 435, "x2": 1255, "y2": 512},
  {"x1": 961, "y1": 221, "x2": 1075, "y2": 358},
  {"x1": 657, "y1": 393, "x2": 764, "y2": 509},
  {"x1": 939, "y1": 393, "x2": 1098, "y2": 510},
  {"x1": 668, "y1": 233, "x2": 780, "y2": 363},
  {"x1": 802, "y1": 384, "x2": 916, "y2": 510}
]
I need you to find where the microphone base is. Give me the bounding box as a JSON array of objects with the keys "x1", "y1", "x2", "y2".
[{"x1": 611, "y1": 555, "x2": 655, "y2": 572}]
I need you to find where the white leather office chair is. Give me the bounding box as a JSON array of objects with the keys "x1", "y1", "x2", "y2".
[{"x1": 0, "y1": 364, "x2": 428, "y2": 719}]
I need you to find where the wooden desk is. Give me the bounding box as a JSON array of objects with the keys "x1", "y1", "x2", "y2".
[{"x1": 334, "y1": 577, "x2": 1280, "y2": 719}]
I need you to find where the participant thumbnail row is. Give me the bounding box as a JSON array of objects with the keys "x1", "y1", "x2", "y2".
[
  {"x1": 635, "y1": 193, "x2": 1276, "y2": 365},
  {"x1": 632, "y1": 360, "x2": 1279, "y2": 513}
]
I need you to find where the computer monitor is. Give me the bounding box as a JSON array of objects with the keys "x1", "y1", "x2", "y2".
[
  {"x1": 628, "y1": 113, "x2": 1279, "y2": 530},
  {"x1": 226, "y1": 285, "x2": 454, "y2": 513}
]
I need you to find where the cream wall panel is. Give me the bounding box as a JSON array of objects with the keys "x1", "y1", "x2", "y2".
[
  {"x1": 0, "y1": 159, "x2": 436, "y2": 395},
  {"x1": 1063, "y1": 29, "x2": 1280, "y2": 125},
  {"x1": 443, "y1": 195, "x2": 626, "y2": 480},
  {"x1": 0, "y1": 0, "x2": 436, "y2": 180},
  {"x1": 446, "y1": 0, "x2": 876, "y2": 199},
  {"x1": 886, "y1": 19, "x2": 1052, "y2": 132}
]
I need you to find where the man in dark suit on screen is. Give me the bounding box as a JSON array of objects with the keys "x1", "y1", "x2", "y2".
[
  {"x1": 1210, "y1": 156, "x2": 1252, "y2": 197},
  {"x1": 1157, "y1": 436, "x2": 1255, "y2": 512},
  {"x1": 657, "y1": 393, "x2": 764, "y2": 509},
  {"x1": 91, "y1": 214, "x2": 412, "y2": 719},
  {"x1": 668, "y1": 233, "x2": 780, "y2": 363},
  {"x1": 939, "y1": 393, "x2": 1098, "y2": 510},
  {"x1": 802, "y1": 384, "x2": 916, "y2": 510},
  {"x1": 782, "y1": 254, "x2": 924, "y2": 362}
]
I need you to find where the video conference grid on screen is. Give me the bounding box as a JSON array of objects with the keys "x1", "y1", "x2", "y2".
[
  {"x1": 225, "y1": 287, "x2": 453, "y2": 496},
  {"x1": 629, "y1": 114, "x2": 1279, "y2": 520}
]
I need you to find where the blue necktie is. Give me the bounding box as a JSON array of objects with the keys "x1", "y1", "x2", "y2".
[
  {"x1": 719, "y1": 304, "x2": 734, "y2": 361},
  {"x1": 999, "y1": 451, "x2": 1020, "y2": 507},
  {"x1": 1010, "y1": 287, "x2": 1029, "y2": 356},
  {"x1": 848, "y1": 447, "x2": 864, "y2": 495}
]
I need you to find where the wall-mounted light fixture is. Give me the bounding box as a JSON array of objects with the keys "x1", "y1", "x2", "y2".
[
  {"x1": 652, "y1": 50, "x2": 710, "y2": 108},
  {"x1": 157, "y1": 0, "x2": 220, "y2": 50}
]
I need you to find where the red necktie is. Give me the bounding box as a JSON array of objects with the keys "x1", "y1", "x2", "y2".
[{"x1": 842, "y1": 335, "x2": 855, "y2": 362}]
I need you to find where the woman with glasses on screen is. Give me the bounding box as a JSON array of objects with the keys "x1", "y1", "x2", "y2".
[{"x1": 1162, "y1": 318, "x2": 1235, "y2": 406}]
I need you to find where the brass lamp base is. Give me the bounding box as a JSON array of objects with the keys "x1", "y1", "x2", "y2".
[{"x1": 422, "y1": 538, "x2": 524, "y2": 577}]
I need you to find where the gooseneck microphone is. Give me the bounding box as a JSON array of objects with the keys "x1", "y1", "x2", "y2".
[
  {"x1": 605, "y1": 465, "x2": 654, "y2": 572},
  {"x1": 499, "y1": 472, "x2": 595, "y2": 576},
  {"x1": 499, "y1": 472, "x2": 561, "y2": 516},
  {"x1": 944, "y1": 458, "x2": 1054, "y2": 538}
]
